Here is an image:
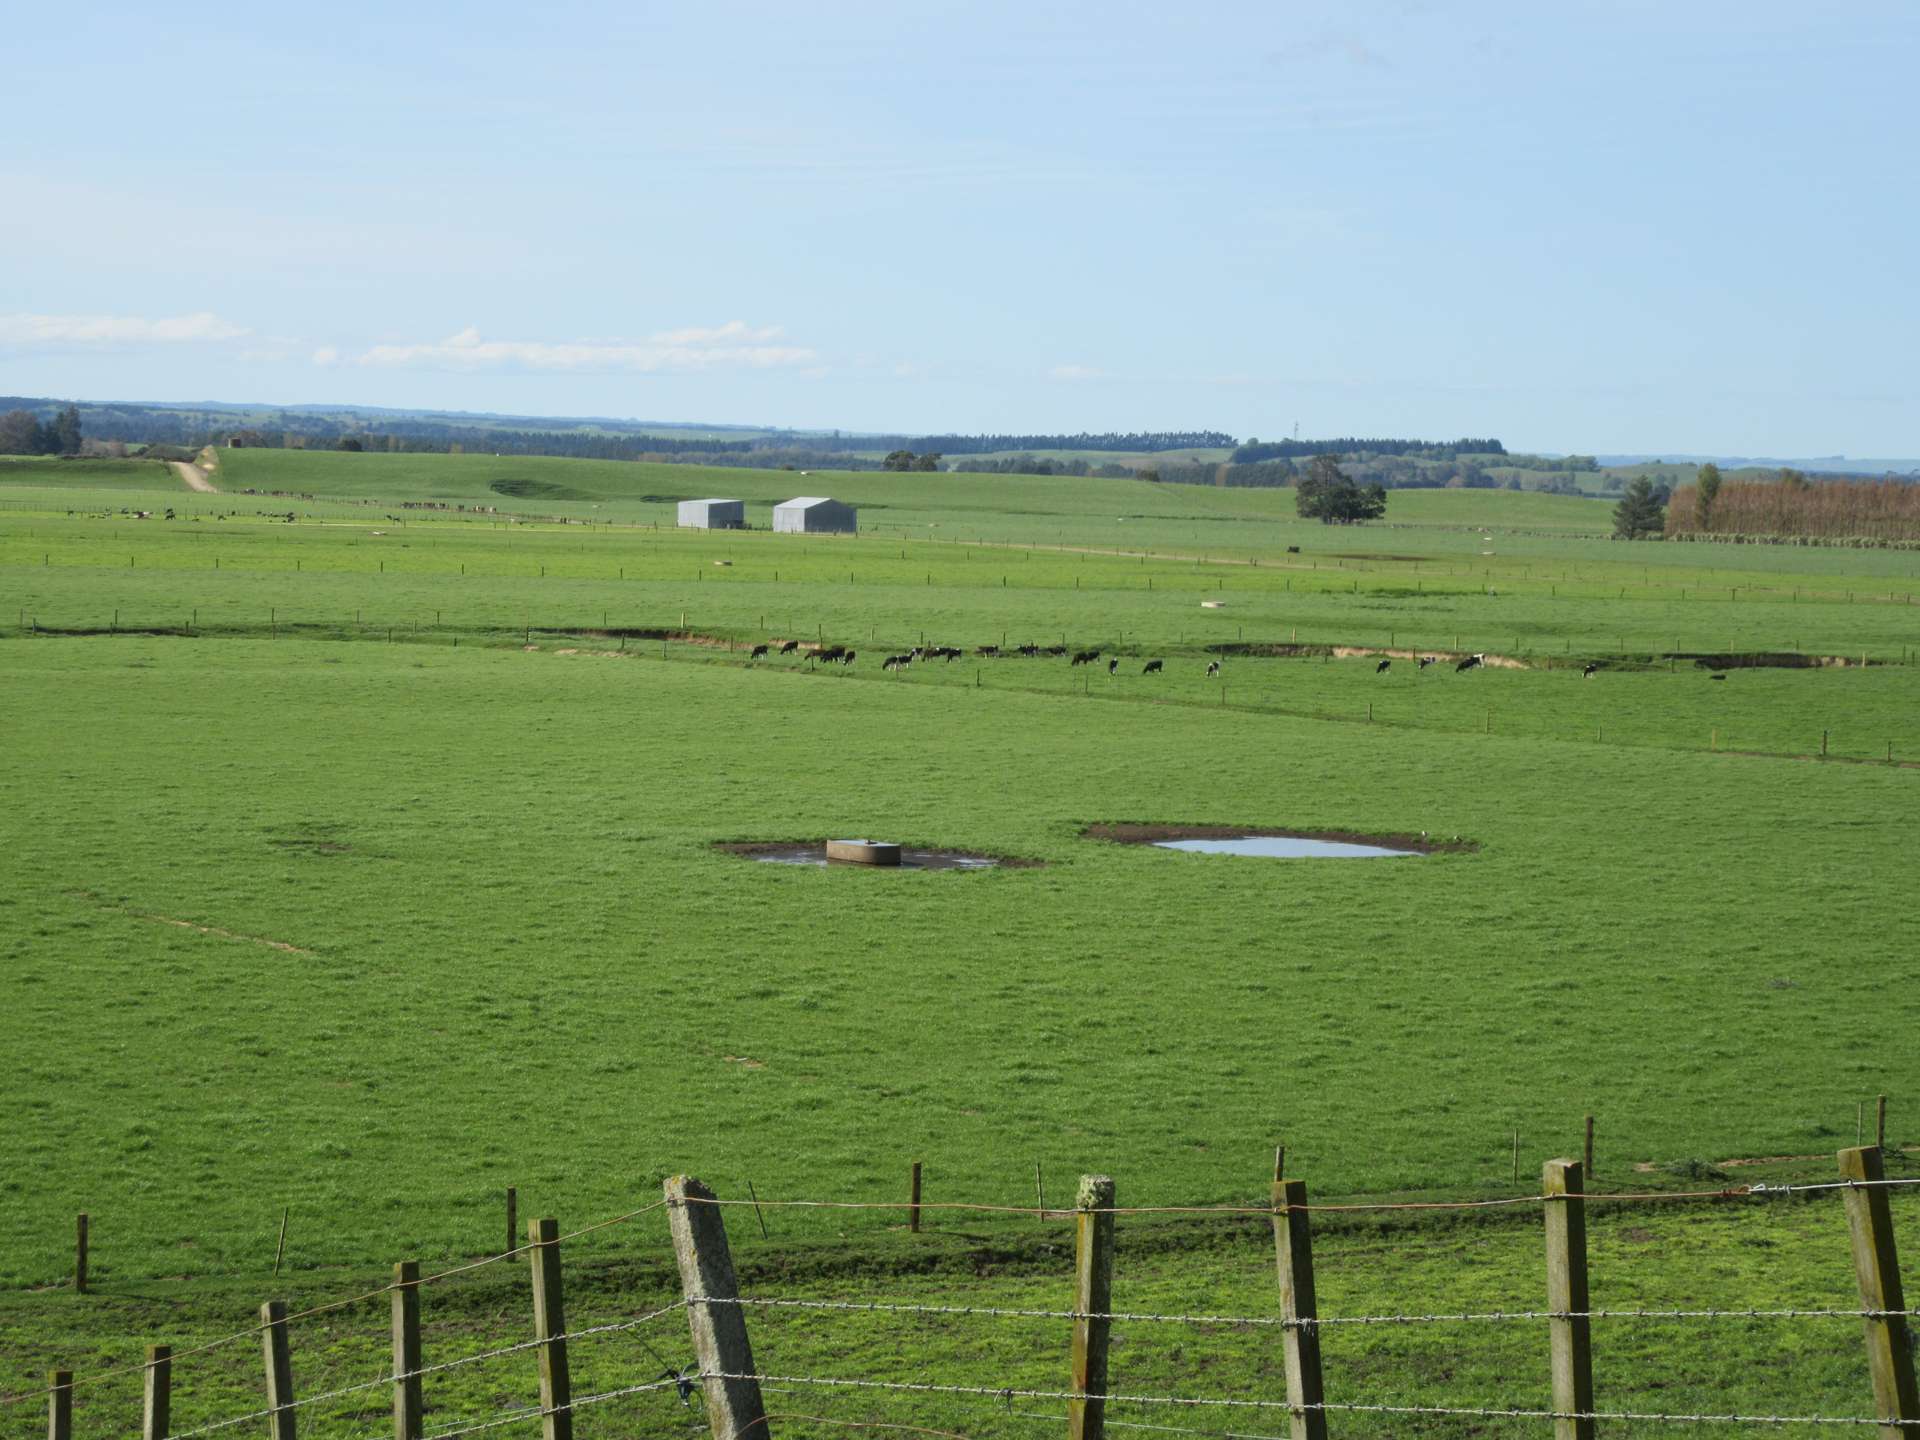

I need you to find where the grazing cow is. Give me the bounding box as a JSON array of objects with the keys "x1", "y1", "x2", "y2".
[
  {"x1": 1286, "y1": 545, "x2": 1300, "y2": 554},
  {"x1": 883, "y1": 654, "x2": 909, "y2": 671},
  {"x1": 1456, "y1": 655, "x2": 1482, "y2": 673},
  {"x1": 939, "y1": 646, "x2": 962, "y2": 661},
  {"x1": 1071, "y1": 650, "x2": 1100, "y2": 666},
  {"x1": 841, "y1": 650, "x2": 856, "y2": 665},
  {"x1": 778, "y1": 640, "x2": 801, "y2": 654},
  {"x1": 749, "y1": 644, "x2": 769, "y2": 660},
  {"x1": 976, "y1": 644, "x2": 1000, "y2": 657},
  {"x1": 1108, "y1": 657, "x2": 1119, "y2": 676},
  {"x1": 1418, "y1": 656, "x2": 1436, "y2": 669},
  {"x1": 1709, "y1": 672, "x2": 1727, "y2": 681},
  {"x1": 1375, "y1": 659, "x2": 1391, "y2": 674},
  {"x1": 816, "y1": 645, "x2": 847, "y2": 663},
  {"x1": 1143, "y1": 659, "x2": 1164, "y2": 675},
  {"x1": 1016, "y1": 643, "x2": 1039, "y2": 656},
  {"x1": 1205, "y1": 661, "x2": 1220, "y2": 678},
  {"x1": 1582, "y1": 662, "x2": 1598, "y2": 678}
]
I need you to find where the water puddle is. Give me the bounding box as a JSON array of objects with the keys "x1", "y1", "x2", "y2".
[
  {"x1": 1082, "y1": 822, "x2": 1474, "y2": 856},
  {"x1": 1154, "y1": 836, "x2": 1419, "y2": 859},
  {"x1": 717, "y1": 841, "x2": 1029, "y2": 871}
]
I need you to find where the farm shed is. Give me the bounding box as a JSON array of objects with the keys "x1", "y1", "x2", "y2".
[
  {"x1": 773, "y1": 496, "x2": 857, "y2": 534},
  {"x1": 677, "y1": 498, "x2": 745, "y2": 530}
]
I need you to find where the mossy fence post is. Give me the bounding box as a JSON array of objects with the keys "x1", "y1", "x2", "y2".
[
  {"x1": 1544, "y1": 1159, "x2": 1595, "y2": 1440},
  {"x1": 667, "y1": 1176, "x2": 768, "y2": 1440},
  {"x1": 1068, "y1": 1175, "x2": 1116, "y2": 1440},
  {"x1": 392, "y1": 1261, "x2": 424, "y2": 1440},
  {"x1": 1837, "y1": 1145, "x2": 1920, "y2": 1435},
  {"x1": 528, "y1": 1218, "x2": 573, "y2": 1440},
  {"x1": 1271, "y1": 1159, "x2": 1328, "y2": 1440},
  {"x1": 260, "y1": 1300, "x2": 296, "y2": 1440},
  {"x1": 142, "y1": 1345, "x2": 171, "y2": 1440}
]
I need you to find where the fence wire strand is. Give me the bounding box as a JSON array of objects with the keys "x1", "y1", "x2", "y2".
[
  {"x1": 698, "y1": 1295, "x2": 1919, "y2": 1328},
  {"x1": 706, "y1": 1372, "x2": 1902, "y2": 1428}
]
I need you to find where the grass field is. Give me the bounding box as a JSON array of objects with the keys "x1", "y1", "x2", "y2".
[{"x1": 2, "y1": 449, "x2": 1916, "y2": 1435}]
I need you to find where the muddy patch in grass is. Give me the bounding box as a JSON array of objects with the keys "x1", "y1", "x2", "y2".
[
  {"x1": 716, "y1": 840, "x2": 1043, "y2": 871},
  {"x1": 1083, "y1": 822, "x2": 1477, "y2": 855}
]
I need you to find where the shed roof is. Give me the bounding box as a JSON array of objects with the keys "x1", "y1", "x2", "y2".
[{"x1": 775, "y1": 496, "x2": 839, "y2": 509}]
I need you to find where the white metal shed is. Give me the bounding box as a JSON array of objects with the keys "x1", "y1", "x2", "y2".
[
  {"x1": 773, "y1": 496, "x2": 857, "y2": 534},
  {"x1": 676, "y1": 498, "x2": 745, "y2": 530}
]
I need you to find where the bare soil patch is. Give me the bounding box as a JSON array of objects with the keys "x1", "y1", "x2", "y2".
[
  {"x1": 1082, "y1": 822, "x2": 1478, "y2": 854},
  {"x1": 1205, "y1": 642, "x2": 1531, "y2": 669}
]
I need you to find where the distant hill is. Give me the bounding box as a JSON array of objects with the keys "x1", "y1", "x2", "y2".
[
  {"x1": 0, "y1": 395, "x2": 1231, "y2": 469},
  {"x1": 1594, "y1": 453, "x2": 1920, "y2": 477}
]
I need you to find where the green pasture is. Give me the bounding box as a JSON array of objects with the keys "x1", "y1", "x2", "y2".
[{"x1": 3, "y1": 450, "x2": 1917, "y2": 1429}]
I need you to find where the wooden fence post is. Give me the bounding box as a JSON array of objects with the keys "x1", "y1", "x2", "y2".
[
  {"x1": 74, "y1": 1214, "x2": 88, "y2": 1294},
  {"x1": 666, "y1": 1177, "x2": 769, "y2": 1440},
  {"x1": 506, "y1": 1188, "x2": 517, "y2": 1258},
  {"x1": 1584, "y1": 1116, "x2": 1595, "y2": 1178},
  {"x1": 1544, "y1": 1160, "x2": 1595, "y2": 1440},
  {"x1": 527, "y1": 1218, "x2": 573, "y2": 1440},
  {"x1": 260, "y1": 1301, "x2": 296, "y2": 1440},
  {"x1": 1838, "y1": 1145, "x2": 1920, "y2": 1436},
  {"x1": 1069, "y1": 1176, "x2": 1116, "y2": 1440},
  {"x1": 1272, "y1": 1175, "x2": 1328, "y2": 1440},
  {"x1": 909, "y1": 1161, "x2": 922, "y2": 1233},
  {"x1": 392, "y1": 1261, "x2": 423, "y2": 1440},
  {"x1": 143, "y1": 1346, "x2": 171, "y2": 1440},
  {"x1": 47, "y1": 1370, "x2": 72, "y2": 1440}
]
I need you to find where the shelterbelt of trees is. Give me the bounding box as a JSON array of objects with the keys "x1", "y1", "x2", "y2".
[{"x1": 1667, "y1": 467, "x2": 1920, "y2": 543}]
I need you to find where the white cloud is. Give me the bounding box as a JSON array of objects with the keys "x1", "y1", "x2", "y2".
[
  {"x1": 1048, "y1": 364, "x2": 1107, "y2": 382},
  {"x1": 0, "y1": 311, "x2": 250, "y2": 344},
  {"x1": 354, "y1": 323, "x2": 817, "y2": 373},
  {"x1": 311, "y1": 346, "x2": 341, "y2": 366}
]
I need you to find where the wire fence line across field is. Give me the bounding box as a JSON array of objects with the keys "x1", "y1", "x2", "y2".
[
  {"x1": 696, "y1": 1295, "x2": 1920, "y2": 1328},
  {"x1": 703, "y1": 1372, "x2": 1902, "y2": 1429},
  {"x1": 161, "y1": 1299, "x2": 689, "y2": 1440},
  {"x1": 9, "y1": 1175, "x2": 1914, "y2": 1417},
  {"x1": 0, "y1": 1198, "x2": 672, "y2": 1408},
  {"x1": 677, "y1": 1175, "x2": 1920, "y2": 1220}
]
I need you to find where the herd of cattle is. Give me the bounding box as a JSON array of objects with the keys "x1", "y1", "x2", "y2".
[{"x1": 731, "y1": 641, "x2": 1608, "y2": 679}]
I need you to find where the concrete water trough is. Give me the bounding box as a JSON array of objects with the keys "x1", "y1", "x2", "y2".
[{"x1": 825, "y1": 839, "x2": 901, "y2": 866}]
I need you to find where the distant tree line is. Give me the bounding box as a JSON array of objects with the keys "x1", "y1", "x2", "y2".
[
  {"x1": 950, "y1": 455, "x2": 1136, "y2": 477},
  {"x1": 0, "y1": 405, "x2": 81, "y2": 455},
  {"x1": 1230, "y1": 436, "x2": 1505, "y2": 463},
  {"x1": 875, "y1": 430, "x2": 1233, "y2": 455}
]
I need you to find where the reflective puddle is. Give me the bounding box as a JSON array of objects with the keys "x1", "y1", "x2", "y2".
[{"x1": 1153, "y1": 836, "x2": 1420, "y2": 859}]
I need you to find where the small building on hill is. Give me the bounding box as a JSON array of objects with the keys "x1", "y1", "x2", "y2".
[
  {"x1": 677, "y1": 498, "x2": 745, "y2": 530},
  {"x1": 773, "y1": 496, "x2": 857, "y2": 534}
]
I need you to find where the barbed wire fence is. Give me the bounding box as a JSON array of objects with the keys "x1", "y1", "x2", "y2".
[{"x1": 9, "y1": 1148, "x2": 1920, "y2": 1440}]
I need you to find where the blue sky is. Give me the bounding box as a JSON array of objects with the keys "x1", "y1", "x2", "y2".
[{"x1": 3, "y1": 2, "x2": 1914, "y2": 454}]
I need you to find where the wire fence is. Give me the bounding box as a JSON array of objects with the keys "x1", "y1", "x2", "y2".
[{"x1": 11, "y1": 1165, "x2": 1920, "y2": 1438}]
